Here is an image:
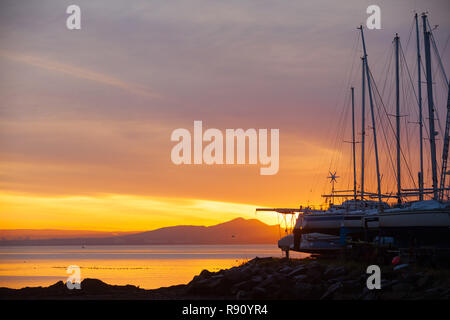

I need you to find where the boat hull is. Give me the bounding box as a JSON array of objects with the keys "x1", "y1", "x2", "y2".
[
  {"x1": 375, "y1": 210, "x2": 450, "y2": 245},
  {"x1": 301, "y1": 214, "x2": 344, "y2": 235},
  {"x1": 379, "y1": 210, "x2": 450, "y2": 228},
  {"x1": 302, "y1": 214, "x2": 365, "y2": 236},
  {"x1": 293, "y1": 203, "x2": 450, "y2": 247},
  {"x1": 278, "y1": 233, "x2": 343, "y2": 253}
]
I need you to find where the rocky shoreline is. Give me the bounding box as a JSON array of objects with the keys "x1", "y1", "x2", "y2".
[{"x1": 1, "y1": 256, "x2": 449, "y2": 300}]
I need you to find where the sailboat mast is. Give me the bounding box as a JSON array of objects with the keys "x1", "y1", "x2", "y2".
[
  {"x1": 359, "y1": 26, "x2": 383, "y2": 205},
  {"x1": 415, "y1": 13, "x2": 424, "y2": 201},
  {"x1": 395, "y1": 33, "x2": 401, "y2": 204},
  {"x1": 351, "y1": 87, "x2": 357, "y2": 200},
  {"x1": 361, "y1": 57, "x2": 366, "y2": 203},
  {"x1": 439, "y1": 84, "x2": 450, "y2": 201},
  {"x1": 422, "y1": 13, "x2": 439, "y2": 200}
]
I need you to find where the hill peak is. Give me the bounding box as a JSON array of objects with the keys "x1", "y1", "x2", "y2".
[{"x1": 211, "y1": 217, "x2": 269, "y2": 228}]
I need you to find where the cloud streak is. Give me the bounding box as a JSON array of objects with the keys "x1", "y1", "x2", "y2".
[{"x1": 0, "y1": 51, "x2": 162, "y2": 99}]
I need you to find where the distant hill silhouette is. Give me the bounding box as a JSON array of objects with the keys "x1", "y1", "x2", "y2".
[
  {"x1": 0, "y1": 229, "x2": 135, "y2": 240},
  {"x1": 0, "y1": 218, "x2": 280, "y2": 245}
]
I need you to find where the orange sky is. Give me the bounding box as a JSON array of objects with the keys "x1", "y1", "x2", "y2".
[{"x1": 1, "y1": 0, "x2": 449, "y2": 232}]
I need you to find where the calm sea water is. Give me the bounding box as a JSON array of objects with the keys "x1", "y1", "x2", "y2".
[{"x1": 0, "y1": 245, "x2": 309, "y2": 289}]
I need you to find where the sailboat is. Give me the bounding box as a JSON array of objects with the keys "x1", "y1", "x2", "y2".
[{"x1": 258, "y1": 13, "x2": 450, "y2": 254}]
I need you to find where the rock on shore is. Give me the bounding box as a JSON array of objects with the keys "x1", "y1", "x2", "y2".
[{"x1": 1, "y1": 257, "x2": 449, "y2": 300}]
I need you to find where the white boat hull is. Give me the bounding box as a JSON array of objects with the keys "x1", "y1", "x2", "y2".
[
  {"x1": 302, "y1": 214, "x2": 344, "y2": 235},
  {"x1": 379, "y1": 210, "x2": 450, "y2": 228}
]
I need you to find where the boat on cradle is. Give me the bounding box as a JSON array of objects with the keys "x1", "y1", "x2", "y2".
[
  {"x1": 365, "y1": 200, "x2": 450, "y2": 247},
  {"x1": 257, "y1": 13, "x2": 450, "y2": 255}
]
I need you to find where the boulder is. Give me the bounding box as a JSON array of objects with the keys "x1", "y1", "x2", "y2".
[
  {"x1": 287, "y1": 265, "x2": 307, "y2": 277},
  {"x1": 259, "y1": 274, "x2": 277, "y2": 289},
  {"x1": 278, "y1": 266, "x2": 293, "y2": 273},
  {"x1": 424, "y1": 287, "x2": 442, "y2": 299},
  {"x1": 306, "y1": 261, "x2": 325, "y2": 272},
  {"x1": 320, "y1": 282, "x2": 343, "y2": 300},
  {"x1": 47, "y1": 281, "x2": 67, "y2": 295},
  {"x1": 224, "y1": 269, "x2": 247, "y2": 284},
  {"x1": 199, "y1": 269, "x2": 213, "y2": 279},
  {"x1": 323, "y1": 266, "x2": 346, "y2": 280},
  {"x1": 231, "y1": 280, "x2": 254, "y2": 294},
  {"x1": 80, "y1": 279, "x2": 111, "y2": 294},
  {"x1": 236, "y1": 290, "x2": 248, "y2": 300},
  {"x1": 294, "y1": 274, "x2": 307, "y2": 282},
  {"x1": 185, "y1": 276, "x2": 227, "y2": 296},
  {"x1": 251, "y1": 275, "x2": 264, "y2": 283}
]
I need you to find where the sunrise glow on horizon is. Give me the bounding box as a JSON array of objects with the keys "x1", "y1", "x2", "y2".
[{"x1": 0, "y1": 192, "x2": 284, "y2": 231}]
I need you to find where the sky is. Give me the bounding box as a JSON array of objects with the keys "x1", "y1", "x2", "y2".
[{"x1": 1, "y1": 0, "x2": 449, "y2": 231}]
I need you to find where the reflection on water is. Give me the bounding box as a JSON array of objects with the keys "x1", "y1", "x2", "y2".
[{"x1": 0, "y1": 245, "x2": 309, "y2": 289}]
